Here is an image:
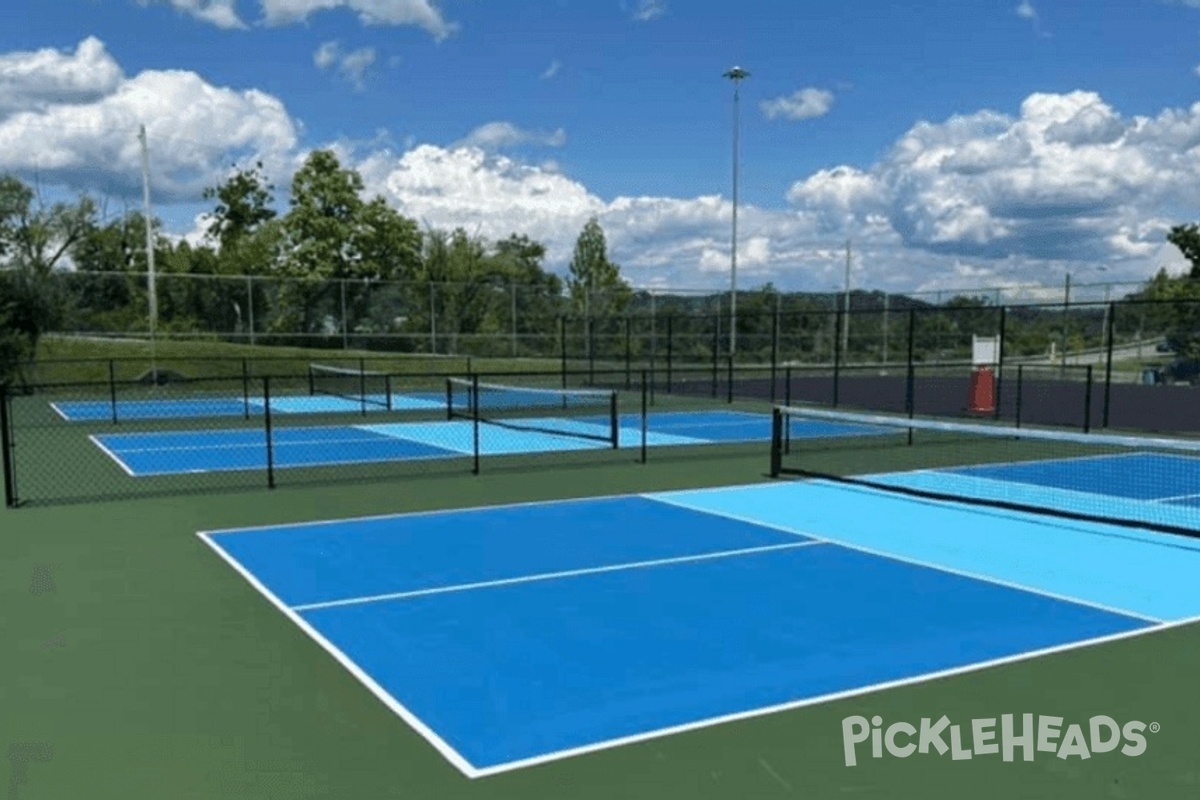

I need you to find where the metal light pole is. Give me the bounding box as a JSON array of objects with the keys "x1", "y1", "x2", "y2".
[{"x1": 724, "y1": 66, "x2": 749, "y2": 357}]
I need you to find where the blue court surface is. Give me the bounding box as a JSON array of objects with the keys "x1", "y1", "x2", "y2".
[
  {"x1": 52, "y1": 392, "x2": 445, "y2": 421},
  {"x1": 199, "y1": 479, "x2": 1200, "y2": 778},
  {"x1": 90, "y1": 411, "x2": 889, "y2": 476}
]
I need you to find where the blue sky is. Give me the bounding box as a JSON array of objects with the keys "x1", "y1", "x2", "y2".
[{"x1": 3, "y1": 0, "x2": 1200, "y2": 295}]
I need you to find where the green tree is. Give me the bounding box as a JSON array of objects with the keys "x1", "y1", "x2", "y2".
[
  {"x1": 1167, "y1": 224, "x2": 1200, "y2": 277},
  {"x1": 1134, "y1": 268, "x2": 1200, "y2": 358},
  {"x1": 567, "y1": 217, "x2": 630, "y2": 319},
  {"x1": 0, "y1": 174, "x2": 96, "y2": 275}
]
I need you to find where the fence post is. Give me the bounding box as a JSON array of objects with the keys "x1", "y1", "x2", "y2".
[
  {"x1": 1102, "y1": 301, "x2": 1115, "y2": 429},
  {"x1": 769, "y1": 407, "x2": 783, "y2": 478},
  {"x1": 905, "y1": 310, "x2": 916, "y2": 437},
  {"x1": 666, "y1": 315, "x2": 673, "y2": 394},
  {"x1": 1015, "y1": 365, "x2": 1024, "y2": 429},
  {"x1": 711, "y1": 318, "x2": 719, "y2": 399},
  {"x1": 340, "y1": 279, "x2": 349, "y2": 350},
  {"x1": 511, "y1": 282, "x2": 518, "y2": 358},
  {"x1": 471, "y1": 373, "x2": 481, "y2": 475},
  {"x1": 770, "y1": 306, "x2": 779, "y2": 404},
  {"x1": 624, "y1": 316, "x2": 632, "y2": 390},
  {"x1": 430, "y1": 283, "x2": 437, "y2": 355},
  {"x1": 108, "y1": 360, "x2": 118, "y2": 424},
  {"x1": 833, "y1": 308, "x2": 843, "y2": 407},
  {"x1": 994, "y1": 305, "x2": 1007, "y2": 421},
  {"x1": 559, "y1": 316, "x2": 567, "y2": 389},
  {"x1": 784, "y1": 365, "x2": 792, "y2": 407},
  {"x1": 640, "y1": 369, "x2": 648, "y2": 464},
  {"x1": 1083, "y1": 364, "x2": 1094, "y2": 434},
  {"x1": 359, "y1": 357, "x2": 367, "y2": 416},
  {"x1": 241, "y1": 357, "x2": 250, "y2": 420},
  {"x1": 1, "y1": 383, "x2": 15, "y2": 508},
  {"x1": 246, "y1": 276, "x2": 256, "y2": 346},
  {"x1": 263, "y1": 377, "x2": 275, "y2": 490}
]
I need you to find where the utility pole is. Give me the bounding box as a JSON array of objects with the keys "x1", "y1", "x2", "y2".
[
  {"x1": 842, "y1": 239, "x2": 852, "y2": 359},
  {"x1": 724, "y1": 66, "x2": 749, "y2": 357},
  {"x1": 138, "y1": 125, "x2": 158, "y2": 381}
]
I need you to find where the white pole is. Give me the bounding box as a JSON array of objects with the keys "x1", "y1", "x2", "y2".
[
  {"x1": 724, "y1": 67, "x2": 749, "y2": 358},
  {"x1": 138, "y1": 125, "x2": 157, "y2": 378}
]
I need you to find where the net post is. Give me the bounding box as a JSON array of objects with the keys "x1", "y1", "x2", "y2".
[
  {"x1": 666, "y1": 314, "x2": 674, "y2": 394},
  {"x1": 385, "y1": 374, "x2": 393, "y2": 412},
  {"x1": 108, "y1": 360, "x2": 118, "y2": 424},
  {"x1": 445, "y1": 378, "x2": 453, "y2": 421},
  {"x1": 1015, "y1": 365, "x2": 1024, "y2": 429},
  {"x1": 1083, "y1": 364, "x2": 1094, "y2": 434},
  {"x1": 263, "y1": 377, "x2": 275, "y2": 490},
  {"x1": 640, "y1": 370, "x2": 648, "y2": 464},
  {"x1": 769, "y1": 407, "x2": 783, "y2": 478},
  {"x1": 994, "y1": 305, "x2": 1006, "y2": 420},
  {"x1": 241, "y1": 357, "x2": 250, "y2": 420},
  {"x1": 1, "y1": 383, "x2": 15, "y2": 508},
  {"x1": 471, "y1": 373, "x2": 481, "y2": 475},
  {"x1": 726, "y1": 355, "x2": 734, "y2": 404},
  {"x1": 833, "y1": 308, "x2": 843, "y2": 407},
  {"x1": 307, "y1": 364, "x2": 315, "y2": 396},
  {"x1": 1103, "y1": 301, "x2": 1115, "y2": 429},
  {"x1": 609, "y1": 390, "x2": 619, "y2": 450}
]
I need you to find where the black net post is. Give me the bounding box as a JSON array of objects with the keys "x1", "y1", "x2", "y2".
[
  {"x1": 607, "y1": 390, "x2": 619, "y2": 449},
  {"x1": 769, "y1": 407, "x2": 783, "y2": 478},
  {"x1": 108, "y1": 360, "x2": 118, "y2": 424},
  {"x1": 1084, "y1": 364, "x2": 1094, "y2": 434},
  {"x1": 1015, "y1": 365, "x2": 1024, "y2": 429},
  {"x1": 640, "y1": 370, "x2": 648, "y2": 464},
  {"x1": 445, "y1": 378, "x2": 454, "y2": 420},
  {"x1": 832, "y1": 308, "x2": 843, "y2": 407},
  {"x1": 263, "y1": 377, "x2": 275, "y2": 490},
  {"x1": 1, "y1": 383, "x2": 15, "y2": 508},
  {"x1": 241, "y1": 357, "x2": 251, "y2": 420},
  {"x1": 471, "y1": 373, "x2": 481, "y2": 475},
  {"x1": 994, "y1": 306, "x2": 1007, "y2": 421},
  {"x1": 1103, "y1": 301, "x2": 1116, "y2": 429},
  {"x1": 307, "y1": 364, "x2": 315, "y2": 396},
  {"x1": 385, "y1": 374, "x2": 394, "y2": 412},
  {"x1": 726, "y1": 355, "x2": 734, "y2": 404}
]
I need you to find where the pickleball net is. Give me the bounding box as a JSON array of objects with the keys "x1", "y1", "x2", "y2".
[
  {"x1": 769, "y1": 404, "x2": 1200, "y2": 538},
  {"x1": 447, "y1": 377, "x2": 619, "y2": 448},
  {"x1": 308, "y1": 364, "x2": 392, "y2": 410}
]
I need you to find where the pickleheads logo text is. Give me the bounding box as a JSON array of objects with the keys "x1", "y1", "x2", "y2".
[{"x1": 841, "y1": 715, "x2": 1158, "y2": 767}]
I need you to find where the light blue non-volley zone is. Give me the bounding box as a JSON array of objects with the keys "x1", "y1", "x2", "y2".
[
  {"x1": 51, "y1": 392, "x2": 444, "y2": 421},
  {"x1": 863, "y1": 451, "x2": 1200, "y2": 538},
  {"x1": 198, "y1": 482, "x2": 1200, "y2": 777},
  {"x1": 89, "y1": 411, "x2": 892, "y2": 477}
]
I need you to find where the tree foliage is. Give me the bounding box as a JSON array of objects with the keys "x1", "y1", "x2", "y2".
[
  {"x1": 1167, "y1": 224, "x2": 1200, "y2": 278},
  {"x1": 567, "y1": 217, "x2": 630, "y2": 317}
]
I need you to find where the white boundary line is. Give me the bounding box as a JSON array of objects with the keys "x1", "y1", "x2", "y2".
[
  {"x1": 198, "y1": 483, "x2": 775, "y2": 537},
  {"x1": 195, "y1": 488, "x2": 1200, "y2": 780},
  {"x1": 470, "y1": 612, "x2": 1200, "y2": 778},
  {"x1": 48, "y1": 401, "x2": 73, "y2": 421},
  {"x1": 293, "y1": 541, "x2": 822, "y2": 612},
  {"x1": 87, "y1": 434, "x2": 136, "y2": 477},
  {"x1": 646, "y1": 494, "x2": 1165, "y2": 624},
  {"x1": 195, "y1": 530, "x2": 483, "y2": 778}
]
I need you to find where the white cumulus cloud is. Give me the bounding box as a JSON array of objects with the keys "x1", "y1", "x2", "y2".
[
  {"x1": 760, "y1": 88, "x2": 835, "y2": 122},
  {"x1": 0, "y1": 37, "x2": 124, "y2": 115},
  {"x1": 313, "y1": 41, "x2": 377, "y2": 90},
  {"x1": 455, "y1": 122, "x2": 567, "y2": 151},
  {"x1": 632, "y1": 0, "x2": 667, "y2": 21},
  {"x1": 260, "y1": 0, "x2": 457, "y2": 39},
  {"x1": 137, "y1": 0, "x2": 247, "y2": 29}
]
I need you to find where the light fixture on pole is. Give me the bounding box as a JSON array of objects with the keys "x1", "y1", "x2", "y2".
[{"x1": 723, "y1": 65, "x2": 749, "y2": 357}]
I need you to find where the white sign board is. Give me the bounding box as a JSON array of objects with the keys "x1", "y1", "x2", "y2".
[{"x1": 973, "y1": 335, "x2": 1000, "y2": 366}]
